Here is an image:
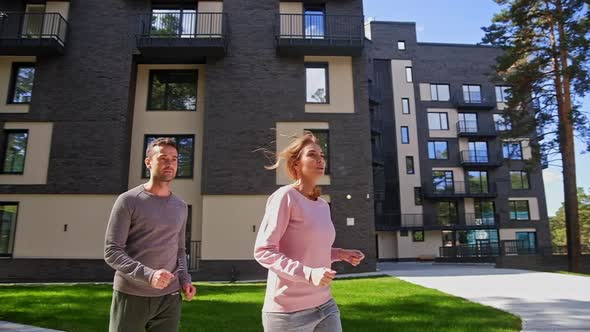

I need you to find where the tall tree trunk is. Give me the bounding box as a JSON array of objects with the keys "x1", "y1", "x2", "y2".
[{"x1": 556, "y1": 0, "x2": 583, "y2": 272}]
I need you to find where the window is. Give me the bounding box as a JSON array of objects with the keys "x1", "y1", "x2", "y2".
[
  {"x1": 503, "y1": 142, "x2": 523, "y2": 160},
  {"x1": 495, "y1": 86, "x2": 510, "y2": 103},
  {"x1": 412, "y1": 230, "x2": 424, "y2": 242},
  {"x1": 516, "y1": 232, "x2": 536, "y2": 252},
  {"x1": 148, "y1": 70, "x2": 197, "y2": 111},
  {"x1": 304, "y1": 6, "x2": 325, "y2": 39},
  {"x1": 406, "y1": 156, "x2": 414, "y2": 174},
  {"x1": 306, "y1": 129, "x2": 330, "y2": 175},
  {"x1": 150, "y1": 8, "x2": 197, "y2": 37},
  {"x1": 494, "y1": 114, "x2": 512, "y2": 131},
  {"x1": 2, "y1": 130, "x2": 29, "y2": 174},
  {"x1": 0, "y1": 203, "x2": 18, "y2": 257},
  {"x1": 432, "y1": 171, "x2": 454, "y2": 193},
  {"x1": 397, "y1": 41, "x2": 406, "y2": 50},
  {"x1": 428, "y1": 141, "x2": 449, "y2": 160},
  {"x1": 400, "y1": 230, "x2": 409, "y2": 237},
  {"x1": 143, "y1": 135, "x2": 195, "y2": 179},
  {"x1": 305, "y1": 63, "x2": 329, "y2": 103},
  {"x1": 474, "y1": 200, "x2": 496, "y2": 225},
  {"x1": 462, "y1": 85, "x2": 482, "y2": 103},
  {"x1": 430, "y1": 84, "x2": 450, "y2": 101},
  {"x1": 8, "y1": 63, "x2": 35, "y2": 104},
  {"x1": 458, "y1": 113, "x2": 478, "y2": 133},
  {"x1": 509, "y1": 200, "x2": 530, "y2": 220},
  {"x1": 428, "y1": 112, "x2": 449, "y2": 130},
  {"x1": 468, "y1": 171, "x2": 489, "y2": 194},
  {"x1": 401, "y1": 126, "x2": 410, "y2": 144},
  {"x1": 466, "y1": 141, "x2": 489, "y2": 163},
  {"x1": 510, "y1": 171, "x2": 530, "y2": 190},
  {"x1": 414, "y1": 187, "x2": 422, "y2": 205},
  {"x1": 437, "y1": 201, "x2": 458, "y2": 225},
  {"x1": 402, "y1": 98, "x2": 410, "y2": 114},
  {"x1": 405, "y1": 67, "x2": 413, "y2": 83}
]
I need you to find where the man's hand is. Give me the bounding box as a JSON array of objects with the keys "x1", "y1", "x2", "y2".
[
  {"x1": 150, "y1": 269, "x2": 175, "y2": 289},
  {"x1": 310, "y1": 267, "x2": 337, "y2": 287},
  {"x1": 182, "y1": 283, "x2": 197, "y2": 301},
  {"x1": 339, "y1": 249, "x2": 365, "y2": 267}
]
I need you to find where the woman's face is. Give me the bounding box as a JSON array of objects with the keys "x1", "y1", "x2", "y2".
[{"x1": 295, "y1": 142, "x2": 326, "y2": 182}]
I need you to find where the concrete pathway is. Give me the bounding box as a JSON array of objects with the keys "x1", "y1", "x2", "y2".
[
  {"x1": 379, "y1": 262, "x2": 590, "y2": 331},
  {"x1": 0, "y1": 321, "x2": 62, "y2": 332}
]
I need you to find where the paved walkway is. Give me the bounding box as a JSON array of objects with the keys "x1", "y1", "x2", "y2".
[
  {"x1": 380, "y1": 262, "x2": 590, "y2": 331},
  {"x1": 0, "y1": 321, "x2": 62, "y2": 332}
]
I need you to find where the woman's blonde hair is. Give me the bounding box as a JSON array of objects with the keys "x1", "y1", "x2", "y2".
[{"x1": 265, "y1": 131, "x2": 322, "y2": 199}]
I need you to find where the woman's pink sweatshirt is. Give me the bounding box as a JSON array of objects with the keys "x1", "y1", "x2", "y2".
[{"x1": 254, "y1": 185, "x2": 341, "y2": 313}]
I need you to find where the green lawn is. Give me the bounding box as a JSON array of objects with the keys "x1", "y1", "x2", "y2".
[
  {"x1": 557, "y1": 270, "x2": 590, "y2": 277},
  {"x1": 0, "y1": 277, "x2": 521, "y2": 332}
]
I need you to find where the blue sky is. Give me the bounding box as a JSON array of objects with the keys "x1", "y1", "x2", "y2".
[{"x1": 363, "y1": 0, "x2": 590, "y2": 216}]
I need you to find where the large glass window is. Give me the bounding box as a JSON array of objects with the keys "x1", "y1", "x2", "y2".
[
  {"x1": 503, "y1": 142, "x2": 523, "y2": 160},
  {"x1": 510, "y1": 171, "x2": 530, "y2": 190},
  {"x1": 458, "y1": 113, "x2": 478, "y2": 133},
  {"x1": 428, "y1": 112, "x2": 449, "y2": 130},
  {"x1": 495, "y1": 86, "x2": 510, "y2": 103},
  {"x1": 474, "y1": 200, "x2": 496, "y2": 225},
  {"x1": 468, "y1": 171, "x2": 489, "y2": 194},
  {"x1": 428, "y1": 141, "x2": 449, "y2": 160},
  {"x1": 466, "y1": 141, "x2": 489, "y2": 163},
  {"x1": 0, "y1": 203, "x2": 18, "y2": 257},
  {"x1": 437, "y1": 201, "x2": 457, "y2": 225},
  {"x1": 463, "y1": 84, "x2": 482, "y2": 103},
  {"x1": 148, "y1": 70, "x2": 197, "y2": 111},
  {"x1": 433, "y1": 171, "x2": 454, "y2": 193},
  {"x1": 430, "y1": 84, "x2": 450, "y2": 101},
  {"x1": 509, "y1": 200, "x2": 530, "y2": 220},
  {"x1": 304, "y1": 6, "x2": 325, "y2": 39},
  {"x1": 2, "y1": 131, "x2": 29, "y2": 174},
  {"x1": 305, "y1": 63, "x2": 329, "y2": 103},
  {"x1": 494, "y1": 114, "x2": 512, "y2": 131},
  {"x1": 9, "y1": 63, "x2": 35, "y2": 104},
  {"x1": 143, "y1": 135, "x2": 195, "y2": 178}
]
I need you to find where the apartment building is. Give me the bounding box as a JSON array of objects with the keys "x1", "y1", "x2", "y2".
[
  {"x1": 367, "y1": 22, "x2": 550, "y2": 262},
  {"x1": 0, "y1": 0, "x2": 375, "y2": 282}
]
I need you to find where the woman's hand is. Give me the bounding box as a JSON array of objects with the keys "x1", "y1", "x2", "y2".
[
  {"x1": 310, "y1": 267, "x2": 337, "y2": 287},
  {"x1": 339, "y1": 249, "x2": 365, "y2": 266}
]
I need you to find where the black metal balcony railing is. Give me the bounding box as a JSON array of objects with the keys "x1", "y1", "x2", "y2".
[
  {"x1": 369, "y1": 82, "x2": 382, "y2": 105},
  {"x1": 187, "y1": 240, "x2": 201, "y2": 271},
  {"x1": 275, "y1": 14, "x2": 364, "y2": 56},
  {"x1": 464, "y1": 213, "x2": 498, "y2": 226},
  {"x1": 459, "y1": 150, "x2": 503, "y2": 166},
  {"x1": 0, "y1": 12, "x2": 68, "y2": 55},
  {"x1": 136, "y1": 12, "x2": 227, "y2": 57},
  {"x1": 452, "y1": 95, "x2": 496, "y2": 110},
  {"x1": 436, "y1": 215, "x2": 459, "y2": 226},
  {"x1": 500, "y1": 240, "x2": 536, "y2": 256},
  {"x1": 377, "y1": 213, "x2": 424, "y2": 229},
  {"x1": 440, "y1": 242, "x2": 501, "y2": 258},
  {"x1": 424, "y1": 181, "x2": 497, "y2": 198},
  {"x1": 457, "y1": 120, "x2": 498, "y2": 137}
]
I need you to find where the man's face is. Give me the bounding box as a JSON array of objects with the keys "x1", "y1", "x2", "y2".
[{"x1": 145, "y1": 145, "x2": 178, "y2": 182}]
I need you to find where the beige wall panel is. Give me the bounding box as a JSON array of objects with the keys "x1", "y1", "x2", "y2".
[
  {"x1": 0, "y1": 122, "x2": 52, "y2": 185},
  {"x1": 197, "y1": 2, "x2": 224, "y2": 37},
  {"x1": 275, "y1": 122, "x2": 330, "y2": 186},
  {"x1": 419, "y1": 83, "x2": 431, "y2": 101},
  {"x1": 46, "y1": 2, "x2": 70, "y2": 19},
  {"x1": 391, "y1": 60, "x2": 422, "y2": 215},
  {"x1": 201, "y1": 195, "x2": 268, "y2": 260},
  {"x1": 464, "y1": 198, "x2": 475, "y2": 214},
  {"x1": 397, "y1": 231, "x2": 441, "y2": 258},
  {"x1": 279, "y1": 2, "x2": 303, "y2": 37},
  {"x1": 1, "y1": 195, "x2": 117, "y2": 258},
  {"x1": 376, "y1": 231, "x2": 397, "y2": 259},
  {"x1": 304, "y1": 56, "x2": 354, "y2": 114},
  {"x1": 129, "y1": 64, "x2": 205, "y2": 241},
  {"x1": 0, "y1": 57, "x2": 36, "y2": 114}
]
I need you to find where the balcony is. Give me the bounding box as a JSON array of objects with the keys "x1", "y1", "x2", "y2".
[
  {"x1": 453, "y1": 96, "x2": 496, "y2": 110},
  {"x1": 376, "y1": 213, "x2": 424, "y2": 231},
  {"x1": 136, "y1": 12, "x2": 227, "y2": 60},
  {"x1": 0, "y1": 12, "x2": 68, "y2": 56},
  {"x1": 457, "y1": 120, "x2": 498, "y2": 137},
  {"x1": 459, "y1": 150, "x2": 502, "y2": 167},
  {"x1": 464, "y1": 213, "x2": 498, "y2": 228},
  {"x1": 423, "y1": 181, "x2": 497, "y2": 199},
  {"x1": 275, "y1": 14, "x2": 364, "y2": 56},
  {"x1": 369, "y1": 82, "x2": 382, "y2": 105}
]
